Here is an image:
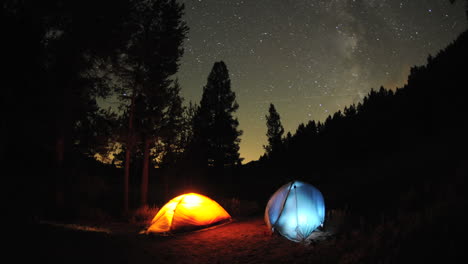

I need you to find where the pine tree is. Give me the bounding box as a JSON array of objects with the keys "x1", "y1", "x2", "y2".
[
  {"x1": 117, "y1": 0, "x2": 188, "y2": 211},
  {"x1": 192, "y1": 61, "x2": 243, "y2": 169},
  {"x1": 4, "y1": 0, "x2": 130, "y2": 211},
  {"x1": 157, "y1": 80, "x2": 186, "y2": 167},
  {"x1": 264, "y1": 103, "x2": 284, "y2": 156}
]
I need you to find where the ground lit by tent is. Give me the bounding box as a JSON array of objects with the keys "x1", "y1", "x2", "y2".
[{"x1": 38, "y1": 217, "x2": 335, "y2": 264}]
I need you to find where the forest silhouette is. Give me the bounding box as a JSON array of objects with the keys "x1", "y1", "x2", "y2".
[
  {"x1": 3, "y1": 4, "x2": 468, "y2": 259},
  {"x1": 242, "y1": 28, "x2": 468, "y2": 202},
  {"x1": 3, "y1": 0, "x2": 245, "y2": 220}
]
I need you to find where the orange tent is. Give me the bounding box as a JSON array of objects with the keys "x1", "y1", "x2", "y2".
[{"x1": 147, "y1": 193, "x2": 231, "y2": 233}]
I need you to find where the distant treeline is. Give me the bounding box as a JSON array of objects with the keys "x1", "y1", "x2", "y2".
[
  {"x1": 248, "y1": 29, "x2": 468, "y2": 210},
  {"x1": 260, "y1": 30, "x2": 468, "y2": 172}
]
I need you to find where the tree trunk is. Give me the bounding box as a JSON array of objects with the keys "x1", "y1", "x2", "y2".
[
  {"x1": 54, "y1": 134, "x2": 65, "y2": 210},
  {"x1": 123, "y1": 89, "x2": 136, "y2": 215},
  {"x1": 164, "y1": 172, "x2": 169, "y2": 201},
  {"x1": 123, "y1": 143, "x2": 131, "y2": 214},
  {"x1": 141, "y1": 137, "x2": 151, "y2": 206},
  {"x1": 54, "y1": 77, "x2": 73, "y2": 215}
]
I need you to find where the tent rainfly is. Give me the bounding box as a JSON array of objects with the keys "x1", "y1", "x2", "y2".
[
  {"x1": 147, "y1": 193, "x2": 231, "y2": 233},
  {"x1": 265, "y1": 180, "x2": 325, "y2": 242}
]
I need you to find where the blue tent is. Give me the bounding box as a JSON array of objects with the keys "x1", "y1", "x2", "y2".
[{"x1": 264, "y1": 180, "x2": 325, "y2": 242}]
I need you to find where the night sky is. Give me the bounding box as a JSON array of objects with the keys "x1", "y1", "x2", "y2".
[{"x1": 145, "y1": 1, "x2": 468, "y2": 163}]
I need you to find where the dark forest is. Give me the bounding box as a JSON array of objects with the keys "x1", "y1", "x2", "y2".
[{"x1": 3, "y1": 0, "x2": 468, "y2": 263}]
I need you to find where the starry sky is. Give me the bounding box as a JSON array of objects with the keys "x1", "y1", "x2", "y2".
[{"x1": 175, "y1": 0, "x2": 467, "y2": 163}]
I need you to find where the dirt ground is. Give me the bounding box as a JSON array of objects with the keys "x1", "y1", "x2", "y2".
[{"x1": 36, "y1": 217, "x2": 335, "y2": 264}]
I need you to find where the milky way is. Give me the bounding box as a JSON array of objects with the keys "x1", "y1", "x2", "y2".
[{"x1": 176, "y1": 0, "x2": 466, "y2": 163}]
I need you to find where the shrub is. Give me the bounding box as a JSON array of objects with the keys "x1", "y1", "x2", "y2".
[{"x1": 130, "y1": 205, "x2": 160, "y2": 225}]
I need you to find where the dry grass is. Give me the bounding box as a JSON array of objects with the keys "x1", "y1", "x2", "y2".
[{"x1": 130, "y1": 205, "x2": 160, "y2": 225}]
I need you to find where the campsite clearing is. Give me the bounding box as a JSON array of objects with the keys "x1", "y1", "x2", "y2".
[{"x1": 37, "y1": 217, "x2": 335, "y2": 264}]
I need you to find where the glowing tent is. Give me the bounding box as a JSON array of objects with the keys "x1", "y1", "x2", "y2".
[
  {"x1": 147, "y1": 193, "x2": 231, "y2": 233},
  {"x1": 265, "y1": 181, "x2": 325, "y2": 242}
]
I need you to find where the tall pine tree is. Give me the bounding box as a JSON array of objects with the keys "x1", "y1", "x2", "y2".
[
  {"x1": 264, "y1": 103, "x2": 284, "y2": 157},
  {"x1": 117, "y1": 0, "x2": 188, "y2": 211},
  {"x1": 192, "y1": 61, "x2": 242, "y2": 169}
]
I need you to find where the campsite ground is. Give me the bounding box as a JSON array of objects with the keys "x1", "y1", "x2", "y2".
[
  {"x1": 35, "y1": 159, "x2": 468, "y2": 264},
  {"x1": 35, "y1": 187, "x2": 465, "y2": 264},
  {"x1": 36, "y1": 217, "x2": 338, "y2": 264}
]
